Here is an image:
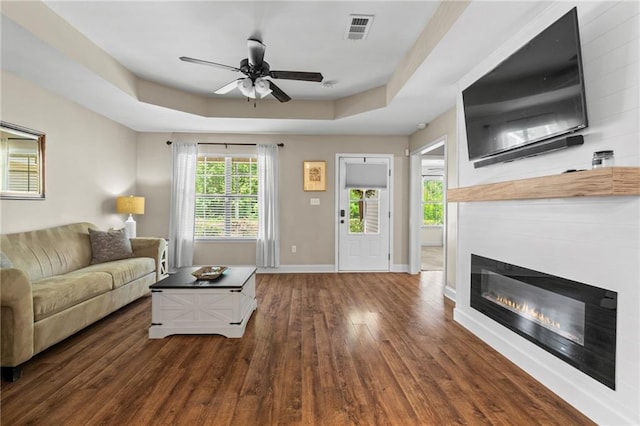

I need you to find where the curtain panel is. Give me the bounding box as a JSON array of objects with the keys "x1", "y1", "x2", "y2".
[
  {"x1": 168, "y1": 142, "x2": 197, "y2": 269},
  {"x1": 256, "y1": 144, "x2": 280, "y2": 268}
]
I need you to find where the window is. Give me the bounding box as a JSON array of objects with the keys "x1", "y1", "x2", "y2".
[
  {"x1": 195, "y1": 155, "x2": 258, "y2": 238},
  {"x1": 3, "y1": 149, "x2": 39, "y2": 192},
  {"x1": 422, "y1": 177, "x2": 443, "y2": 226},
  {"x1": 349, "y1": 189, "x2": 380, "y2": 234}
]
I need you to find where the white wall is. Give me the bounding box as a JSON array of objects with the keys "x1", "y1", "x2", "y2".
[
  {"x1": 420, "y1": 227, "x2": 443, "y2": 246},
  {"x1": 0, "y1": 71, "x2": 139, "y2": 234},
  {"x1": 453, "y1": 2, "x2": 639, "y2": 424}
]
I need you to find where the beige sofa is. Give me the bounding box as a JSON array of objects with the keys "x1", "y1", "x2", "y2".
[{"x1": 0, "y1": 222, "x2": 166, "y2": 381}]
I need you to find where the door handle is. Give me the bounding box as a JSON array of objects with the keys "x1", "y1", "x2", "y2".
[{"x1": 340, "y1": 209, "x2": 345, "y2": 217}]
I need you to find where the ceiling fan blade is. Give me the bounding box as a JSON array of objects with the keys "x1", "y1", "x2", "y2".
[
  {"x1": 247, "y1": 38, "x2": 265, "y2": 68},
  {"x1": 269, "y1": 70, "x2": 323, "y2": 82},
  {"x1": 268, "y1": 80, "x2": 291, "y2": 103},
  {"x1": 179, "y1": 56, "x2": 241, "y2": 73},
  {"x1": 214, "y1": 79, "x2": 242, "y2": 95}
]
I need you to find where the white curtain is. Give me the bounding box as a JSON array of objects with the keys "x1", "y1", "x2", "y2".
[
  {"x1": 256, "y1": 144, "x2": 280, "y2": 268},
  {"x1": 168, "y1": 142, "x2": 197, "y2": 269}
]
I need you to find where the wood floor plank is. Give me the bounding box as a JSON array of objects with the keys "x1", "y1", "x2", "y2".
[
  {"x1": 1, "y1": 272, "x2": 595, "y2": 425},
  {"x1": 377, "y1": 339, "x2": 444, "y2": 424}
]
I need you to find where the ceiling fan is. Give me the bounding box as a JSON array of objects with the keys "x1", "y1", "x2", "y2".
[{"x1": 180, "y1": 37, "x2": 323, "y2": 103}]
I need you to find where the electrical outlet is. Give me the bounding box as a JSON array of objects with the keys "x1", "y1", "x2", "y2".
[{"x1": 291, "y1": 245, "x2": 297, "y2": 253}]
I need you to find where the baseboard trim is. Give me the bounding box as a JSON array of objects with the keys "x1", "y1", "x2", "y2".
[
  {"x1": 444, "y1": 285, "x2": 456, "y2": 302},
  {"x1": 258, "y1": 265, "x2": 335, "y2": 274},
  {"x1": 391, "y1": 264, "x2": 409, "y2": 273},
  {"x1": 257, "y1": 264, "x2": 409, "y2": 274}
]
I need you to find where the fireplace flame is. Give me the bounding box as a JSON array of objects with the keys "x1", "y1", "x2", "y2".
[{"x1": 495, "y1": 295, "x2": 561, "y2": 329}]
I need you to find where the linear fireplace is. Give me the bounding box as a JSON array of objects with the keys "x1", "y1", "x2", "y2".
[{"x1": 470, "y1": 255, "x2": 617, "y2": 389}]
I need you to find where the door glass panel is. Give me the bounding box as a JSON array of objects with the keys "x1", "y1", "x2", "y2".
[{"x1": 349, "y1": 189, "x2": 379, "y2": 234}]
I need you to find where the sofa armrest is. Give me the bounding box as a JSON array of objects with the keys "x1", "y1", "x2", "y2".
[
  {"x1": 0, "y1": 268, "x2": 34, "y2": 367},
  {"x1": 130, "y1": 238, "x2": 167, "y2": 281}
]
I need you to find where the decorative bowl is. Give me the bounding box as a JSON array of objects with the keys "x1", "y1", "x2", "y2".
[{"x1": 191, "y1": 266, "x2": 227, "y2": 280}]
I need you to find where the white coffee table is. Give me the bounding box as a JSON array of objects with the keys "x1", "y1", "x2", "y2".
[{"x1": 148, "y1": 266, "x2": 257, "y2": 339}]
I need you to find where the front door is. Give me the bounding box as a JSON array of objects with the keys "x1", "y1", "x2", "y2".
[{"x1": 337, "y1": 156, "x2": 390, "y2": 271}]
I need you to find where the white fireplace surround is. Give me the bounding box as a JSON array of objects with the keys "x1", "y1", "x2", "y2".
[{"x1": 453, "y1": 2, "x2": 639, "y2": 425}]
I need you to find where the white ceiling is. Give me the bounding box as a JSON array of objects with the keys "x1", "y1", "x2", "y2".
[
  {"x1": 1, "y1": 1, "x2": 550, "y2": 136},
  {"x1": 43, "y1": 1, "x2": 439, "y2": 101}
]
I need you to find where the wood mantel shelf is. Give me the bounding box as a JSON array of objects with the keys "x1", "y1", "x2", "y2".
[{"x1": 447, "y1": 167, "x2": 640, "y2": 202}]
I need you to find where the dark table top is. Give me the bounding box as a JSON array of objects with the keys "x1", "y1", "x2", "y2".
[{"x1": 150, "y1": 266, "x2": 257, "y2": 289}]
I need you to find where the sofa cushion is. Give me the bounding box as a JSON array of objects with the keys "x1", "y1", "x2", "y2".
[
  {"x1": 74, "y1": 257, "x2": 155, "y2": 289},
  {"x1": 0, "y1": 251, "x2": 13, "y2": 268},
  {"x1": 89, "y1": 228, "x2": 133, "y2": 264},
  {"x1": 0, "y1": 223, "x2": 95, "y2": 282},
  {"x1": 32, "y1": 272, "x2": 113, "y2": 321}
]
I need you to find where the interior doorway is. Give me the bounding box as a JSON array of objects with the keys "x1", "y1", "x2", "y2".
[
  {"x1": 419, "y1": 154, "x2": 445, "y2": 271},
  {"x1": 409, "y1": 137, "x2": 447, "y2": 278}
]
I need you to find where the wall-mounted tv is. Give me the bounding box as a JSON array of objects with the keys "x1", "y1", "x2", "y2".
[{"x1": 462, "y1": 8, "x2": 588, "y2": 166}]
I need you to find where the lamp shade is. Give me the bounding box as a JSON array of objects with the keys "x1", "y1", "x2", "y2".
[{"x1": 116, "y1": 196, "x2": 145, "y2": 215}]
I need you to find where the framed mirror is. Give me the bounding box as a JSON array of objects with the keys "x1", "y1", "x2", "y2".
[{"x1": 1, "y1": 121, "x2": 46, "y2": 200}]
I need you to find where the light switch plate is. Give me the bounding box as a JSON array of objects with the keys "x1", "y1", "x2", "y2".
[{"x1": 310, "y1": 198, "x2": 320, "y2": 205}]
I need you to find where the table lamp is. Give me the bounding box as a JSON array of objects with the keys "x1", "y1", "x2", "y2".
[{"x1": 116, "y1": 195, "x2": 145, "y2": 238}]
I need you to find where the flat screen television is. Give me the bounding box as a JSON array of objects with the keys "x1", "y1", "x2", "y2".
[{"x1": 462, "y1": 8, "x2": 588, "y2": 164}]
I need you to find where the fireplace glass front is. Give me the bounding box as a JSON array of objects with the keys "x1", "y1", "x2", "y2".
[{"x1": 471, "y1": 255, "x2": 617, "y2": 389}]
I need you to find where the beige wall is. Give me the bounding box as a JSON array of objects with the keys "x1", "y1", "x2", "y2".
[
  {"x1": 0, "y1": 71, "x2": 412, "y2": 270},
  {"x1": 135, "y1": 132, "x2": 173, "y2": 239},
  {"x1": 0, "y1": 71, "x2": 138, "y2": 234},
  {"x1": 409, "y1": 106, "x2": 456, "y2": 153},
  {"x1": 137, "y1": 133, "x2": 410, "y2": 268},
  {"x1": 409, "y1": 106, "x2": 457, "y2": 291}
]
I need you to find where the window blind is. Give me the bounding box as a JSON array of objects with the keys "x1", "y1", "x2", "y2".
[{"x1": 345, "y1": 163, "x2": 388, "y2": 188}]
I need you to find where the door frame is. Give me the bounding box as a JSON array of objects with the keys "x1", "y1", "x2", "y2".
[
  {"x1": 334, "y1": 153, "x2": 394, "y2": 272},
  {"x1": 409, "y1": 137, "x2": 448, "y2": 279}
]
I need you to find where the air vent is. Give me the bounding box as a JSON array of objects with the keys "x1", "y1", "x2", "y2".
[{"x1": 345, "y1": 14, "x2": 374, "y2": 40}]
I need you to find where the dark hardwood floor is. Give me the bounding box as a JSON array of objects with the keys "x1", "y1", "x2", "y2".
[{"x1": 1, "y1": 272, "x2": 593, "y2": 425}]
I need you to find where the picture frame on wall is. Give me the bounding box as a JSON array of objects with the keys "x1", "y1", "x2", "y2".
[{"x1": 303, "y1": 160, "x2": 326, "y2": 192}]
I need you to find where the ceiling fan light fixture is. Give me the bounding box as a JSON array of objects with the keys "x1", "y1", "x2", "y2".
[
  {"x1": 237, "y1": 77, "x2": 256, "y2": 98},
  {"x1": 254, "y1": 78, "x2": 272, "y2": 98}
]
